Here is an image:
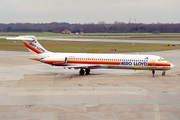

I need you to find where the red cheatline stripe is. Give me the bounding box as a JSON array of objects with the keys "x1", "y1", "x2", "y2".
[
  {"x1": 44, "y1": 60, "x2": 121, "y2": 65},
  {"x1": 148, "y1": 62, "x2": 170, "y2": 66},
  {"x1": 23, "y1": 41, "x2": 43, "y2": 54},
  {"x1": 68, "y1": 61, "x2": 120, "y2": 65}
]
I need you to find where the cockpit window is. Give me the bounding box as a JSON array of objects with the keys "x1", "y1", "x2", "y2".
[
  {"x1": 162, "y1": 59, "x2": 166, "y2": 61},
  {"x1": 158, "y1": 58, "x2": 166, "y2": 61}
]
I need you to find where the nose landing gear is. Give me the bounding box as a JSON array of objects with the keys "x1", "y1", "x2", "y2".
[{"x1": 162, "y1": 70, "x2": 166, "y2": 75}]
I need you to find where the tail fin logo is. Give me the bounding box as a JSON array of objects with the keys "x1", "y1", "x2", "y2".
[
  {"x1": 29, "y1": 42, "x2": 45, "y2": 53},
  {"x1": 23, "y1": 41, "x2": 45, "y2": 54}
]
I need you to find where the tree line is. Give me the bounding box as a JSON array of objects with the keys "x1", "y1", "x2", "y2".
[{"x1": 0, "y1": 22, "x2": 180, "y2": 33}]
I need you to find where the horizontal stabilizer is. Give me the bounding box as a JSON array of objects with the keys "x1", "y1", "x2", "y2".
[{"x1": 6, "y1": 36, "x2": 35, "y2": 42}]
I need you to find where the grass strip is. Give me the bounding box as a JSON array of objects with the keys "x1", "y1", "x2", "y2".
[{"x1": 1, "y1": 39, "x2": 180, "y2": 53}]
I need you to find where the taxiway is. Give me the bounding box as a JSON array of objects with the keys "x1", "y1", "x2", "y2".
[{"x1": 0, "y1": 50, "x2": 180, "y2": 120}]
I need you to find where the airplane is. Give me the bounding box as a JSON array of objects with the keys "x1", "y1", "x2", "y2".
[{"x1": 7, "y1": 36, "x2": 174, "y2": 75}]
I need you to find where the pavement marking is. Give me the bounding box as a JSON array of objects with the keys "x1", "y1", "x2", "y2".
[
  {"x1": 83, "y1": 106, "x2": 87, "y2": 112},
  {"x1": 124, "y1": 92, "x2": 147, "y2": 96},
  {"x1": 152, "y1": 96, "x2": 161, "y2": 120},
  {"x1": 111, "y1": 112, "x2": 119, "y2": 120},
  {"x1": 1, "y1": 96, "x2": 180, "y2": 102},
  {"x1": 51, "y1": 105, "x2": 105, "y2": 120},
  {"x1": 25, "y1": 75, "x2": 56, "y2": 77},
  {"x1": 24, "y1": 74, "x2": 136, "y2": 78}
]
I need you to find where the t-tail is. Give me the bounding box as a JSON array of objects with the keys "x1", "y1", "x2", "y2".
[{"x1": 7, "y1": 36, "x2": 49, "y2": 54}]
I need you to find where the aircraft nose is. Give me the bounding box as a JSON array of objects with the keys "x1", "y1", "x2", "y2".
[{"x1": 170, "y1": 63, "x2": 174, "y2": 68}]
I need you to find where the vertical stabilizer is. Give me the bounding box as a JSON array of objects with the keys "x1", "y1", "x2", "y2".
[{"x1": 7, "y1": 36, "x2": 49, "y2": 54}]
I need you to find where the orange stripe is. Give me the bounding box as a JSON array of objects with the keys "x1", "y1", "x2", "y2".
[
  {"x1": 68, "y1": 60, "x2": 121, "y2": 65},
  {"x1": 44, "y1": 60, "x2": 121, "y2": 65},
  {"x1": 44, "y1": 60, "x2": 64, "y2": 64},
  {"x1": 28, "y1": 58, "x2": 40, "y2": 61}
]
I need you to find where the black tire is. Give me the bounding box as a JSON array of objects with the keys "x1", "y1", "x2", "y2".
[
  {"x1": 85, "y1": 69, "x2": 90, "y2": 75},
  {"x1": 79, "y1": 69, "x2": 85, "y2": 75},
  {"x1": 162, "y1": 71, "x2": 166, "y2": 75}
]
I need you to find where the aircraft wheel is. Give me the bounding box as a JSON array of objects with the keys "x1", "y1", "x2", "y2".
[
  {"x1": 162, "y1": 71, "x2": 166, "y2": 75},
  {"x1": 79, "y1": 69, "x2": 85, "y2": 75},
  {"x1": 85, "y1": 69, "x2": 90, "y2": 75}
]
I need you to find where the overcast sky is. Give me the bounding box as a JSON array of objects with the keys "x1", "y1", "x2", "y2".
[{"x1": 0, "y1": 0, "x2": 180, "y2": 24}]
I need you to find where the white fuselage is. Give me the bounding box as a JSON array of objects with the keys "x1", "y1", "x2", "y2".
[{"x1": 35, "y1": 52, "x2": 174, "y2": 70}]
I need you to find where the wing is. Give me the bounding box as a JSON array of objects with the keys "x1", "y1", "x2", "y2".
[{"x1": 59, "y1": 64, "x2": 102, "y2": 69}]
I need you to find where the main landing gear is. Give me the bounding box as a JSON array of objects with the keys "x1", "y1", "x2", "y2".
[{"x1": 79, "y1": 68, "x2": 90, "y2": 75}]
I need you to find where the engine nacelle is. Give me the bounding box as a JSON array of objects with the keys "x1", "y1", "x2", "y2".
[{"x1": 40, "y1": 57, "x2": 67, "y2": 65}]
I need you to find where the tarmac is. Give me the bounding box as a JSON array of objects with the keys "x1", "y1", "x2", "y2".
[{"x1": 0, "y1": 50, "x2": 180, "y2": 120}]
